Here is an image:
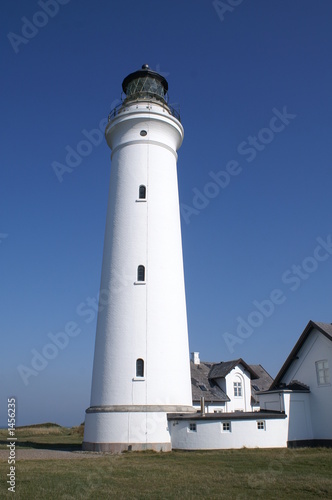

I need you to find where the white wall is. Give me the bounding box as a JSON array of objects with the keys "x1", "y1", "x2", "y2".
[
  {"x1": 279, "y1": 329, "x2": 332, "y2": 440},
  {"x1": 214, "y1": 365, "x2": 252, "y2": 412},
  {"x1": 169, "y1": 417, "x2": 288, "y2": 450},
  {"x1": 193, "y1": 402, "x2": 226, "y2": 413}
]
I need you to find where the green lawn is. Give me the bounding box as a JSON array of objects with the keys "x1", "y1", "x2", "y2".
[{"x1": 0, "y1": 426, "x2": 331, "y2": 499}]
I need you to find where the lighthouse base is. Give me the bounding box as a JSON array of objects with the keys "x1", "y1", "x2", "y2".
[
  {"x1": 83, "y1": 405, "x2": 195, "y2": 453},
  {"x1": 82, "y1": 441, "x2": 172, "y2": 453}
]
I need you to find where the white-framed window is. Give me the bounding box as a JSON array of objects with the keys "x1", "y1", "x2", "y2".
[
  {"x1": 257, "y1": 421, "x2": 265, "y2": 430},
  {"x1": 233, "y1": 381, "x2": 242, "y2": 397},
  {"x1": 222, "y1": 422, "x2": 231, "y2": 432},
  {"x1": 315, "y1": 360, "x2": 330, "y2": 385},
  {"x1": 188, "y1": 423, "x2": 197, "y2": 432}
]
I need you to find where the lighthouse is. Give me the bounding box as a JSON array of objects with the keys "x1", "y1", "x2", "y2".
[{"x1": 83, "y1": 64, "x2": 194, "y2": 452}]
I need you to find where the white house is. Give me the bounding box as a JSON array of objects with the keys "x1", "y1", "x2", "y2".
[
  {"x1": 190, "y1": 353, "x2": 273, "y2": 413},
  {"x1": 168, "y1": 354, "x2": 289, "y2": 450},
  {"x1": 259, "y1": 320, "x2": 332, "y2": 447}
]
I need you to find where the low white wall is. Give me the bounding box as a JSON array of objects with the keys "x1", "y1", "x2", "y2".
[{"x1": 169, "y1": 416, "x2": 288, "y2": 450}]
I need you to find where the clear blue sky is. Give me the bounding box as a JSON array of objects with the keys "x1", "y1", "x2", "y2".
[{"x1": 2, "y1": 0, "x2": 332, "y2": 427}]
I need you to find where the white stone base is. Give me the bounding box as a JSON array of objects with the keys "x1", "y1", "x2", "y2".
[{"x1": 83, "y1": 409, "x2": 176, "y2": 452}]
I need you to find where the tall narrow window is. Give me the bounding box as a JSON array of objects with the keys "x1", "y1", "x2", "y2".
[
  {"x1": 234, "y1": 381, "x2": 242, "y2": 397},
  {"x1": 139, "y1": 185, "x2": 146, "y2": 199},
  {"x1": 316, "y1": 360, "x2": 330, "y2": 385},
  {"x1": 136, "y1": 358, "x2": 144, "y2": 377},
  {"x1": 137, "y1": 265, "x2": 145, "y2": 282}
]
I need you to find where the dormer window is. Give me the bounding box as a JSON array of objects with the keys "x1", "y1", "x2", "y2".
[{"x1": 234, "y1": 381, "x2": 242, "y2": 397}]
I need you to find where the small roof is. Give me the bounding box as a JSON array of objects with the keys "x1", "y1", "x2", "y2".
[
  {"x1": 208, "y1": 359, "x2": 259, "y2": 380},
  {"x1": 271, "y1": 320, "x2": 332, "y2": 389},
  {"x1": 167, "y1": 410, "x2": 287, "y2": 421},
  {"x1": 191, "y1": 361, "x2": 230, "y2": 403}
]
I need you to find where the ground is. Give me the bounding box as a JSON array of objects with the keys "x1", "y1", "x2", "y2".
[{"x1": 0, "y1": 425, "x2": 331, "y2": 499}]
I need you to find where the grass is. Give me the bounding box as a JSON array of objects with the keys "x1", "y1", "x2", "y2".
[
  {"x1": 0, "y1": 425, "x2": 331, "y2": 499},
  {"x1": 0, "y1": 424, "x2": 84, "y2": 450}
]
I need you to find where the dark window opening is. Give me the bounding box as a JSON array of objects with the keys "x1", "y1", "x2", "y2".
[
  {"x1": 136, "y1": 358, "x2": 144, "y2": 377},
  {"x1": 139, "y1": 185, "x2": 146, "y2": 199},
  {"x1": 137, "y1": 265, "x2": 145, "y2": 282}
]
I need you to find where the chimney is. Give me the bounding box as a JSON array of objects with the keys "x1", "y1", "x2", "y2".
[
  {"x1": 200, "y1": 396, "x2": 205, "y2": 416},
  {"x1": 191, "y1": 352, "x2": 200, "y2": 365}
]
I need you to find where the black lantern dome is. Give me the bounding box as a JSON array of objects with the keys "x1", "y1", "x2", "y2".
[{"x1": 122, "y1": 64, "x2": 168, "y2": 103}]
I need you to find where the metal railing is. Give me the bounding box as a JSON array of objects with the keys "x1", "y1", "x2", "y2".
[{"x1": 108, "y1": 97, "x2": 181, "y2": 122}]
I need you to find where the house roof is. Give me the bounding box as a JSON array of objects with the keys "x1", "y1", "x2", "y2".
[
  {"x1": 249, "y1": 364, "x2": 274, "y2": 404},
  {"x1": 190, "y1": 360, "x2": 273, "y2": 405},
  {"x1": 208, "y1": 359, "x2": 259, "y2": 380},
  {"x1": 282, "y1": 380, "x2": 310, "y2": 391},
  {"x1": 271, "y1": 320, "x2": 332, "y2": 389},
  {"x1": 190, "y1": 361, "x2": 230, "y2": 403}
]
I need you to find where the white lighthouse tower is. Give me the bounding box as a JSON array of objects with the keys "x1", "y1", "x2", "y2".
[{"x1": 83, "y1": 64, "x2": 194, "y2": 452}]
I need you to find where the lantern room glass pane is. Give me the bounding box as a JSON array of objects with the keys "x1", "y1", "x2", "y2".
[{"x1": 126, "y1": 77, "x2": 165, "y2": 100}]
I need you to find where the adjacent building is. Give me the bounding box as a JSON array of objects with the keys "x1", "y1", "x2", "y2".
[{"x1": 259, "y1": 320, "x2": 332, "y2": 447}]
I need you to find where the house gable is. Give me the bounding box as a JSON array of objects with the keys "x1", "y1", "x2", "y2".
[
  {"x1": 190, "y1": 357, "x2": 272, "y2": 413},
  {"x1": 267, "y1": 320, "x2": 332, "y2": 442},
  {"x1": 272, "y1": 321, "x2": 332, "y2": 389}
]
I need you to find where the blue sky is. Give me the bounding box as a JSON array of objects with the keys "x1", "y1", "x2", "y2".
[{"x1": 2, "y1": 0, "x2": 332, "y2": 427}]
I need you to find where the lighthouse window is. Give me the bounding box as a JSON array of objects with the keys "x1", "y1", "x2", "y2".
[
  {"x1": 139, "y1": 185, "x2": 146, "y2": 199},
  {"x1": 136, "y1": 358, "x2": 144, "y2": 377},
  {"x1": 140, "y1": 130, "x2": 147, "y2": 137},
  {"x1": 137, "y1": 265, "x2": 145, "y2": 282}
]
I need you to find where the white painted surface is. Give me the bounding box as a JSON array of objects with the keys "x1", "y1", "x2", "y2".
[
  {"x1": 84, "y1": 411, "x2": 171, "y2": 446},
  {"x1": 191, "y1": 352, "x2": 200, "y2": 365},
  {"x1": 278, "y1": 328, "x2": 332, "y2": 440},
  {"x1": 170, "y1": 417, "x2": 288, "y2": 450},
  {"x1": 84, "y1": 99, "x2": 193, "y2": 446},
  {"x1": 214, "y1": 365, "x2": 252, "y2": 413},
  {"x1": 193, "y1": 402, "x2": 226, "y2": 413}
]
